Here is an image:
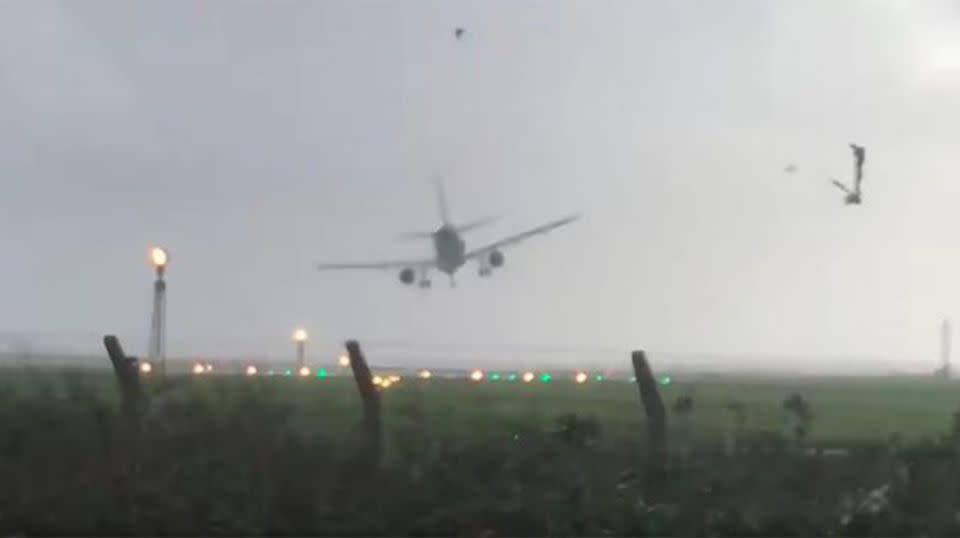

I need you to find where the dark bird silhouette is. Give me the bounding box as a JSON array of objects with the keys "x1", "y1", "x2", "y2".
[
  {"x1": 830, "y1": 143, "x2": 865, "y2": 205},
  {"x1": 455, "y1": 28, "x2": 465, "y2": 39},
  {"x1": 784, "y1": 164, "x2": 797, "y2": 174}
]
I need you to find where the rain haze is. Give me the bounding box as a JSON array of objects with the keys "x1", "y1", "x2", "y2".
[{"x1": 2, "y1": 0, "x2": 960, "y2": 373}]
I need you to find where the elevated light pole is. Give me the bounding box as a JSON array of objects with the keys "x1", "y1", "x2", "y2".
[
  {"x1": 293, "y1": 328, "x2": 308, "y2": 374},
  {"x1": 149, "y1": 247, "x2": 168, "y2": 377},
  {"x1": 942, "y1": 318, "x2": 952, "y2": 379}
]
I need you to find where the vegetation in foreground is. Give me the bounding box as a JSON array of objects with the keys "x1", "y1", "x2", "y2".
[{"x1": 2, "y1": 371, "x2": 960, "y2": 536}]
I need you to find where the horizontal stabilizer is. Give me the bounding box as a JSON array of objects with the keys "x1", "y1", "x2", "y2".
[
  {"x1": 454, "y1": 216, "x2": 496, "y2": 234},
  {"x1": 397, "y1": 231, "x2": 436, "y2": 240}
]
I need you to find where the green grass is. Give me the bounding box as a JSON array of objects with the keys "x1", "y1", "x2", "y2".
[
  {"x1": 3, "y1": 369, "x2": 960, "y2": 535},
  {"x1": 5, "y1": 370, "x2": 959, "y2": 442}
]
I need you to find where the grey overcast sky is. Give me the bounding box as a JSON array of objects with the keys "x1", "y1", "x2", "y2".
[{"x1": 2, "y1": 0, "x2": 960, "y2": 370}]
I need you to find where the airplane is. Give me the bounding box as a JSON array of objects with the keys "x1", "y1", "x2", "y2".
[{"x1": 315, "y1": 182, "x2": 579, "y2": 288}]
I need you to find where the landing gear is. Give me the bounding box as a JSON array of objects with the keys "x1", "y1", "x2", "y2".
[{"x1": 417, "y1": 267, "x2": 431, "y2": 289}]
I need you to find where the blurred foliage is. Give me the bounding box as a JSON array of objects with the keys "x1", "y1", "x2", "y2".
[{"x1": 3, "y1": 372, "x2": 960, "y2": 535}]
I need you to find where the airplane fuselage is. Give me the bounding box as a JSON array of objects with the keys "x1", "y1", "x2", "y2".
[
  {"x1": 314, "y1": 181, "x2": 578, "y2": 287},
  {"x1": 433, "y1": 225, "x2": 466, "y2": 275}
]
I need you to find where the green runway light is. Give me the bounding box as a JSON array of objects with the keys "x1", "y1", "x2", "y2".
[
  {"x1": 595, "y1": 375, "x2": 604, "y2": 382},
  {"x1": 489, "y1": 372, "x2": 501, "y2": 381},
  {"x1": 316, "y1": 368, "x2": 327, "y2": 379},
  {"x1": 283, "y1": 369, "x2": 292, "y2": 376},
  {"x1": 540, "y1": 373, "x2": 551, "y2": 383},
  {"x1": 506, "y1": 373, "x2": 518, "y2": 382},
  {"x1": 267, "y1": 370, "x2": 275, "y2": 376},
  {"x1": 659, "y1": 375, "x2": 672, "y2": 386}
]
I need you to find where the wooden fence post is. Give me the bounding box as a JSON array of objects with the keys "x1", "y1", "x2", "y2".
[
  {"x1": 631, "y1": 350, "x2": 667, "y2": 499},
  {"x1": 345, "y1": 340, "x2": 382, "y2": 467},
  {"x1": 104, "y1": 335, "x2": 145, "y2": 421}
]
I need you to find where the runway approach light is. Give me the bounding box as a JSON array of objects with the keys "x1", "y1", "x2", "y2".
[
  {"x1": 418, "y1": 369, "x2": 432, "y2": 379},
  {"x1": 595, "y1": 374, "x2": 604, "y2": 382},
  {"x1": 575, "y1": 372, "x2": 588, "y2": 384},
  {"x1": 338, "y1": 355, "x2": 350, "y2": 367},
  {"x1": 540, "y1": 373, "x2": 552, "y2": 384},
  {"x1": 299, "y1": 366, "x2": 311, "y2": 377},
  {"x1": 204, "y1": 363, "x2": 213, "y2": 373},
  {"x1": 659, "y1": 375, "x2": 672, "y2": 387},
  {"x1": 470, "y1": 369, "x2": 484, "y2": 382},
  {"x1": 489, "y1": 372, "x2": 501, "y2": 381},
  {"x1": 139, "y1": 361, "x2": 153, "y2": 374},
  {"x1": 389, "y1": 375, "x2": 401, "y2": 383},
  {"x1": 316, "y1": 368, "x2": 327, "y2": 379},
  {"x1": 245, "y1": 365, "x2": 258, "y2": 376},
  {"x1": 293, "y1": 329, "x2": 308, "y2": 343},
  {"x1": 372, "y1": 375, "x2": 384, "y2": 386},
  {"x1": 522, "y1": 371, "x2": 535, "y2": 383},
  {"x1": 149, "y1": 247, "x2": 168, "y2": 271},
  {"x1": 192, "y1": 363, "x2": 205, "y2": 375},
  {"x1": 380, "y1": 379, "x2": 393, "y2": 389},
  {"x1": 507, "y1": 373, "x2": 518, "y2": 382}
]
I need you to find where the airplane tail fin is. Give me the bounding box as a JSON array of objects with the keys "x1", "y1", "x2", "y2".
[
  {"x1": 396, "y1": 177, "x2": 459, "y2": 240},
  {"x1": 435, "y1": 178, "x2": 451, "y2": 226}
]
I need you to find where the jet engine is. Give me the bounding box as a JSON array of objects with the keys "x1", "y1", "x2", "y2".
[
  {"x1": 489, "y1": 250, "x2": 504, "y2": 268},
  {"x1": 399, "y1": 268, "x2": 415, "y2": 285}
]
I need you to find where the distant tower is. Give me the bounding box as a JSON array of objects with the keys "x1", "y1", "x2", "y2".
[
  {"x1": 149, "y1": 247, "x2": 169, "y2": 376},
  {"x1": 940, "y1": 319, "x2": 952, "y2": 379}
]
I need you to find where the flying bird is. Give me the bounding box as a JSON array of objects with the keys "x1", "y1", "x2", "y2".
[
  {"x1": 784, "y1": 164, "x2": 797, "y2": 174},
  {"x1": 829, "y1": 143, "x2": 865, "y2": 205},
  {"x1": 455, "y1": 28, "x2": 465, "y2": 39}
]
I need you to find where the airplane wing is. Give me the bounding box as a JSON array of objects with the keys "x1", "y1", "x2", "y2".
[
  {"x1": 465, "y1": 215, "x2": 579, "y2": 259},
  {"x1": 316, "y1": 258, "x2": 435, "y2": 271}
]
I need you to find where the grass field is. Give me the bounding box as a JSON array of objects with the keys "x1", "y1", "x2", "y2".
[
  {"x1": 5, "y1": 369, "x2": 958, "y2": 442},
  {"x1": 3, "y1": 368, "x2": 960, "y2": 535}
]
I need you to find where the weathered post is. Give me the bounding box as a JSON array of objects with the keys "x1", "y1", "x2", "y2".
[
  {"x1": 346, "y1": 340, "x2": 382, "y2": 466},
  {"x1": 324, "y1": 340, "x2": 383, "y2": 510},
  {"x1": 104, "y1": 335, "x2": 145, "y2": 421},
  {"x1": 631, "y1": 350, "x2": 667, "y2": 500}
]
